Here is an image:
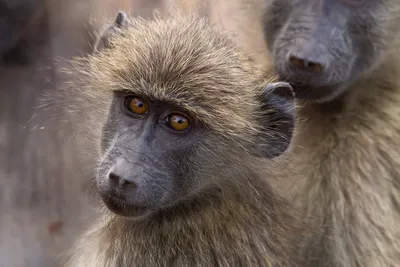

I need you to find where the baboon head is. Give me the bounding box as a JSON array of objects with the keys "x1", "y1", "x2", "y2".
[
  {"x1": 263, "y1": 0, "x2": 400, "y2": 102},
  {"x1": 80, "y1": 11, "x2": 296, "y2": 219}
]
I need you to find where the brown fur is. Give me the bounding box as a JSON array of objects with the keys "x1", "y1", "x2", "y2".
[
  {"x1": 259, "y1": 4, "x2": 400, "y2": 267},
  {"x1": 170, "y1": 1, "x2": 400, "y2": 266},
  {"x1": 287, "y1": 48, "x2": 400, "y2": 267},
  {"x1": 130, "y1": 1, "x2": 400, "y2": 266},
  {"x1": 184, "y1": 0, "x2": 400, "y2": 265},
  {"x1": 164, "y1": 0, "x2": 271, "y2": 70},
  {"x1": 60, "y1": 11, "x2": 306, "y2": 267}
]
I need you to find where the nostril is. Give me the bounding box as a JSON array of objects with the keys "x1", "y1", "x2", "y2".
[
  {"x1": 108, "y1": 172, "x2": 120, "y2": 184},
  {"x1": 108, "y1": 172, "x2": 137, "y2": 188},
  {"x1": 289, "y1": 55, "x2": 306, "y2": 69},
  {"x1": 289, "y1": 55, "x2": 324, "y2": 73}
]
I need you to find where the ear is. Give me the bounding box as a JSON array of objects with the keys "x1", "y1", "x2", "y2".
[
  {"x1": 253, "y1": 82, "x2": 296, "y2": 158},
  {"x1": 93, "y1": 11, "x2": 132, "y2": 54}
]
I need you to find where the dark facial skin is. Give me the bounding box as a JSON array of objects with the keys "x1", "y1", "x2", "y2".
[
  {"x1": 92, "y1": 11, "x2": 296, "y2": 220},
  {"x1": 96, "y1": 83, "x2": 295, "y2": 219},
  {"x1": 98, "y1": 93, "x2": 204, "y2": 218},
  {"x1": 263, "y1": 0, "x2": 398, "y2": 102}
]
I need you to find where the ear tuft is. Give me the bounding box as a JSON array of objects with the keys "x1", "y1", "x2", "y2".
[
  {"x1": 253, "y1": 82, "x2": 296, "y2": 158},
  {"x1": 93, "y1": 11, "x2": 132, "y2": 54},
  {"x1": 115, "y1": 11, "x2": 127, "y2": 27}
]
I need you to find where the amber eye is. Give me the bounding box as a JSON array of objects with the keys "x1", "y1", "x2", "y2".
[
  {"x1": 167, "y1": 113, "x2": 190, "y2": 131},
  {"x1": 125, "y1": 97, "x2": 148, "y2": 115}
]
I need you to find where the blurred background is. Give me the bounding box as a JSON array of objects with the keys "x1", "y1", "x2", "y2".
[{"x1": 0, "y1": 1, "x2": 169, "y2": 266}]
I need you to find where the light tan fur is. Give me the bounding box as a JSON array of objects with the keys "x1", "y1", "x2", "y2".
[
  {"x1": 202, "y1": 1, "x2": 400, "y2": 265},
  {"x1": 288, "y1": 48, "x2": 400, "y2": 267},
  {"x1": 164, "y1": 0, "x2": 272, "y2": 70},
  {"x1": 59, "y1": 11, "x2": 307, "y2": 267}
]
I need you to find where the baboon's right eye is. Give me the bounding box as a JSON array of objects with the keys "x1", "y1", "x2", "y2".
[
  {"x1": 161, "y1": 113, "x2": 191, "y2": 132},
  {"x1": 168, "y1": 114, "x2": 190, "y2": 131},
  {"x1": 124, "y1": 96, "x2": 148, "y2": 115}
]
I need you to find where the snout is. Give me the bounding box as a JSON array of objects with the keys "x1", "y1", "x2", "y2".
[
  {"x1": 104, "y1": 163, "x2": 143, "y2": 198},
  {"x1": 107, "y1": 170, "x2": 139, "y2": 192},
  {"x1": 288, "y1": 54, "x2": 324, "y2": 75},
  {"x1": 273, "y1": 39, "x2": 350, "y2": 101},
  {"x1": 97, "y1": 159, "x2": 156, "y2": 217},
  {"x1": 275, "y1": 40, "x2": 331, "y2": 87}
]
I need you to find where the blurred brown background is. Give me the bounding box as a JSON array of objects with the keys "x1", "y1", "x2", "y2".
[{"x1": 0, "y1": 1, "x2": 166, "y2": 266}]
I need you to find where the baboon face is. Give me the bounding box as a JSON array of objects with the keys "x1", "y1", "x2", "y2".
[
  {"x1": 90, "y1": 12, "x2": 296, "y2": 219},
  {"x1": 97, "y1": 93, "x2": 207, "y2": 218},
  {"x1": 263, "y1": 0, "x2": 400, "y2": 102},
  {"x1": 96, "y1": 81, "x2": 295, "y2": 219}
]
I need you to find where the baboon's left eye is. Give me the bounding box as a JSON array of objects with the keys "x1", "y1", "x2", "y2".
[
  {"x1": 125, "y1": 97, "x2": 148, "y2": 115},
  {"x1": 166, "y1": 113, "x2": 190, "y2": 131}
]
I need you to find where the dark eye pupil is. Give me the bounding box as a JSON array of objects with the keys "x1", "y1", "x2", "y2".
[
  {"x1": 137, "y1": 102, "x2": 143, "y2": 107},
  {"x1": 177, "y1": 118, "x2": 183, "y2": 124}
]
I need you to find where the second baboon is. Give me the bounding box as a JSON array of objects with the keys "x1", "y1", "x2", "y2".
[
  {"x1": 263, "y1": 0, "x2": 400, "y2": 266},
  {"x1": 61, "y1": 11, "x2": 305, "y2": 267},
  {"x1": 164, "y1": 0, "x2": 270, "y2": 69}
]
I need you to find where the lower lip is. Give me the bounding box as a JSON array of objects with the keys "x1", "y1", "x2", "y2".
[
  {"x1": 101, "y1": 194, "x2": 150, "y2": 218},
  {"x1": 289, "y1": 83, "x2": 337, "y2": 101}
]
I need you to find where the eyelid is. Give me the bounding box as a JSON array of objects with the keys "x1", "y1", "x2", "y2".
[
  {"x1": 168, "y1": 112, "x2": 191, "y2": 123},
  {"x1": 121, "y1": 95, "x2": 149, "y2": 118},
  {"x1": 160, "y1": 112, "x2": 192, "y2": 134}
]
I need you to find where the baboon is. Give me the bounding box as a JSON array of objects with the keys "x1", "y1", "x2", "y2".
[
  {"x1": 263, "y1": 1, "x2": 400, "y2": 266},
  {"x1": 164, "y1": 0, "x2": 270, "y2": 69},
  {"x1": 62, "y1": 11, "x2": 305, "y2": 267}
]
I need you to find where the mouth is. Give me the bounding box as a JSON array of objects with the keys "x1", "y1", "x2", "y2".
[
  {"x1": 279, "y1": 77, "x2": 339, "y2": 102},
  {"x1": 100, "y1": 193, "x2": 152, "y2": 218}
]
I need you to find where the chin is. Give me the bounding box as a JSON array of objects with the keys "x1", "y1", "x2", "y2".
[
  {"x1": 277, "y1": 73, "x2": 347, "y2": 103},
  {"x1": 293, "y1": 84, "x2": 336, "y2": 103},
  {"x1": 100, "y1": 194, "x2": 153, "y2": 219},
  {"x1": 280, "y1": 80, "x2": 342, "y2": 103}
]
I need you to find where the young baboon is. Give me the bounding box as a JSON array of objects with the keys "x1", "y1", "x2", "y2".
[
  {"x1": 263, "y1": 1, "x2": 400, "y2": 266},
  {"x1": 62, "y1": 11, "x2": 305, "y2": 267}
]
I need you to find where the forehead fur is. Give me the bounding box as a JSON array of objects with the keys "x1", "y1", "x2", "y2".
[{"x1": 80, "y1": 12, "x2": 275, "y2": 137}]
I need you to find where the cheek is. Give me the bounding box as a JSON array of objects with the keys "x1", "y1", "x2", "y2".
[
  {"x1": 96, "y1": 153, "x2": 114, "y2": 187},
  {"x1": 163, "y1": 146, "x2": 199, "y2": 193},
  {"x1": 263, "y1": 3, "x2": 291, "y2": 48},
  {"x1": 96, "y1": 139, "x2": 122, "y2": 188},
  {"x1": 100, "y1": 125, "x2": 116, "y2": 154},
  {"x1": 100, "y1": 103, "x2": 119, "y2": 153},
  {"x1": 347, "y1": 18, "x2": 385, "y2": 74}
]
